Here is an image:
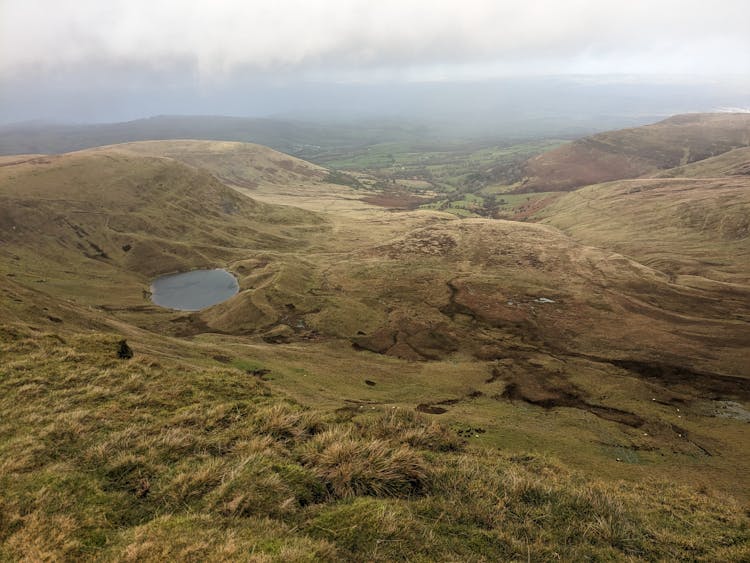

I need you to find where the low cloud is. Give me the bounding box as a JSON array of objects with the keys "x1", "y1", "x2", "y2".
[{"x1": 2, "y1": 0, "x2": 749, "y2": 80}]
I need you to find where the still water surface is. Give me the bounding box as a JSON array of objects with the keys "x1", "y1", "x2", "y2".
[{"x1": 150, "y1": 269, "x2": 239, "y2": 311}]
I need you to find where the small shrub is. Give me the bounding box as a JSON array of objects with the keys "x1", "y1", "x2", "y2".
[{"x1": 117, "y1": 340, "x2": 133, "y2": 359}]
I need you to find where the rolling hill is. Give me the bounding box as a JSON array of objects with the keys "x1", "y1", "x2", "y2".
[
  {"x1": 537, "y1": 175, "x2": 750, "y2": 282},
  {"x1": 656, "y1": 145, "x2": 750, "y2": 178},
  {"x1": 0, "y1": 116, "x2": 439, "y2": 161},
  {"x1": 519, "y1": 113, "x2": 750, "y2": 192},
  {"x1": 88, "y1": 140, "x2": 372, "y2": 212}
]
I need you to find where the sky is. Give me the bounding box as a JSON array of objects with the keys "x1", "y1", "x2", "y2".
[{"x1": 1, "y1": 0, "x2": 749, "y2": 123}]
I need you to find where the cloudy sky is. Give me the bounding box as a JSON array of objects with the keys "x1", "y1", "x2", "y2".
[{"x1": 1, "y1": 0, "x2": 749, "y2": 123}]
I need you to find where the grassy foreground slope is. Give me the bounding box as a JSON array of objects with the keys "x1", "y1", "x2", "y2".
[
  {"x1": 1, "y1": 326, "x2": 748, "y2": 561},
  {"x1": 520, "y1": 113, "x2": 750, "y2": 192}
]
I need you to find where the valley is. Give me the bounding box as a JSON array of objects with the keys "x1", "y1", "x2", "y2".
[{"x1": 1, "y1": 114, "x2": 749, "y2": 560}]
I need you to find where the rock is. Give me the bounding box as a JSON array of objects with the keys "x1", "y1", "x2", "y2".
[{"x1": 117, "y1": 339, "x2": 134, "y2": 359}]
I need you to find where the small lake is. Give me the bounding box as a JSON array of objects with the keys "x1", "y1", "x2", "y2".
[{"x1": 150, "y1": 269, "x2": 239, "y2": 311}]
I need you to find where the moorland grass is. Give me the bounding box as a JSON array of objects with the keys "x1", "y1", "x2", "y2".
[{"x1": 1, "y1": 325, "x2": 748, "y2": 561}]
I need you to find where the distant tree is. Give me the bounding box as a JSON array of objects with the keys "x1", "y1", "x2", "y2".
[{"x1": 482, "y1": 194, "x2": 501, "y2": 218}]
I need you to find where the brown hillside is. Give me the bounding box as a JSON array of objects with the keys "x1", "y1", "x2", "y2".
[
  {"x1": 537, "y1": 153, "x2": 750, "y2": 286},
  {"x1": 519, "y1": 113, "x2": 750, "y2": 192},
  {"x1": 656, "y1": 145, "x2": 750, "y2": 178}
]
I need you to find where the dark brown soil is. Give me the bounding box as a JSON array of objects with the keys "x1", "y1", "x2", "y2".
[
  {"x1": 611, "y1": 359, "x2": 750, "y2": 401},
  {"x1": 362, "y1": 189, "x2": 426, "y2": 210},
  {"x1": 416, "y1": 404, "x2": 448, "y2": 414},
  {"x1": 498, "y1": 370, "x2": 645, "y2": 427}
]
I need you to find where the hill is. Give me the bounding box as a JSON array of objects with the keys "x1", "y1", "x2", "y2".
[
  {"x1": 519, "y1": 113, "x2": 750, "y2": 192},
  {"x1": 537, "y1": 175, "x2": 750, "y2": 282},
  {"x1": 0, "y1": 116, "x2": 439, "y2": 161},
  {"x1": 0, "y1": 149, "x2": 327, "y2": 321},
  {"x1": 90, "y1": 140, "x2": 372, "y2": 212},
  {"x1": 535, "y1": 129, "x2": 750, "y2": 284},
  {"x1": 656, "y1": 145, "x2": 750, "y2": 178},
  {"x1": 1, "y1": 138, "x2": 749, "y2": 559}
]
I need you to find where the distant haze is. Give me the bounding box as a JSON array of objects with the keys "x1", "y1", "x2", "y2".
[{"x1": 1, "y1": 1, "x2": 749, "y2": 125}]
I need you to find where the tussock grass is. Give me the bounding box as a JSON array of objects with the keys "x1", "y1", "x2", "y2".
[
  {"x1": 253, "y1": 403, "x2": 323, "y2": 441},
  {"x1": 302, "y1": 428, "x2": 430, "y2": 499},
  {"x1": 364, "y1": 408, "x2": 464, "y2": 451},
  {"x1": 1, "y1": 326, "x2": 748, "y2": 561}
]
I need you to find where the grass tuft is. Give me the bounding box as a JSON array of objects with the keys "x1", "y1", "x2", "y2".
[{"x1": 302, "y1": 428, "x2": 430, "y2": 499}]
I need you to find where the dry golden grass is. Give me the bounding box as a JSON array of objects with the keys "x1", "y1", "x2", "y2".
[
  {"x1": 0, "y1": 324, "x2": 748, "y2": 561},
  {"x1": 97, "y1": 139, "x2": 378, "y2": 213},
  {"x1": 302, "y1": 428, "x2": 430, "y2": 498},
  {"x1": 537, "y1": 175, "x2": 750, "y2": 282}
]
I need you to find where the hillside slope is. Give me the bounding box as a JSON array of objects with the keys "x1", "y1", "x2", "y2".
[
  {"x1": 656, "y1": 145, "x2": 750, "y2": 178},
  {"x1": 538, "y1": 176, "x2": 750, "y2": 283},
  {"x1": 94, "y1": 140, "x2": 378, "y2": 212},
  {"x1": 520, "y1": 113, "x2": 750, "y2": 192},
  {"x1": 0, "y1": 150, "x2": 326, "y2": 313},
  {"x1": 96, "y1": 140, "x2": 329, "y2": 187}
]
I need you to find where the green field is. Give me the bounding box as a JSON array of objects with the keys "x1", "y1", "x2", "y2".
[{"x1": 320, "y1": 139, "x2": 566, "y2": 193}]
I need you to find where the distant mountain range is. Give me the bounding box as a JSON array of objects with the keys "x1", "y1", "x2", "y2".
[{"x1": 0, "y1": 115, "x2": 418, "y2": 159}]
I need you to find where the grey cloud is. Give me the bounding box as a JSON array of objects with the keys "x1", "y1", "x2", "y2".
[
  {"x1": 2, "y1": 0, "x2": 749, "y2": 79},
  {"x1": 2, "y1": 1, "x2": 749, "y2": 125}
]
